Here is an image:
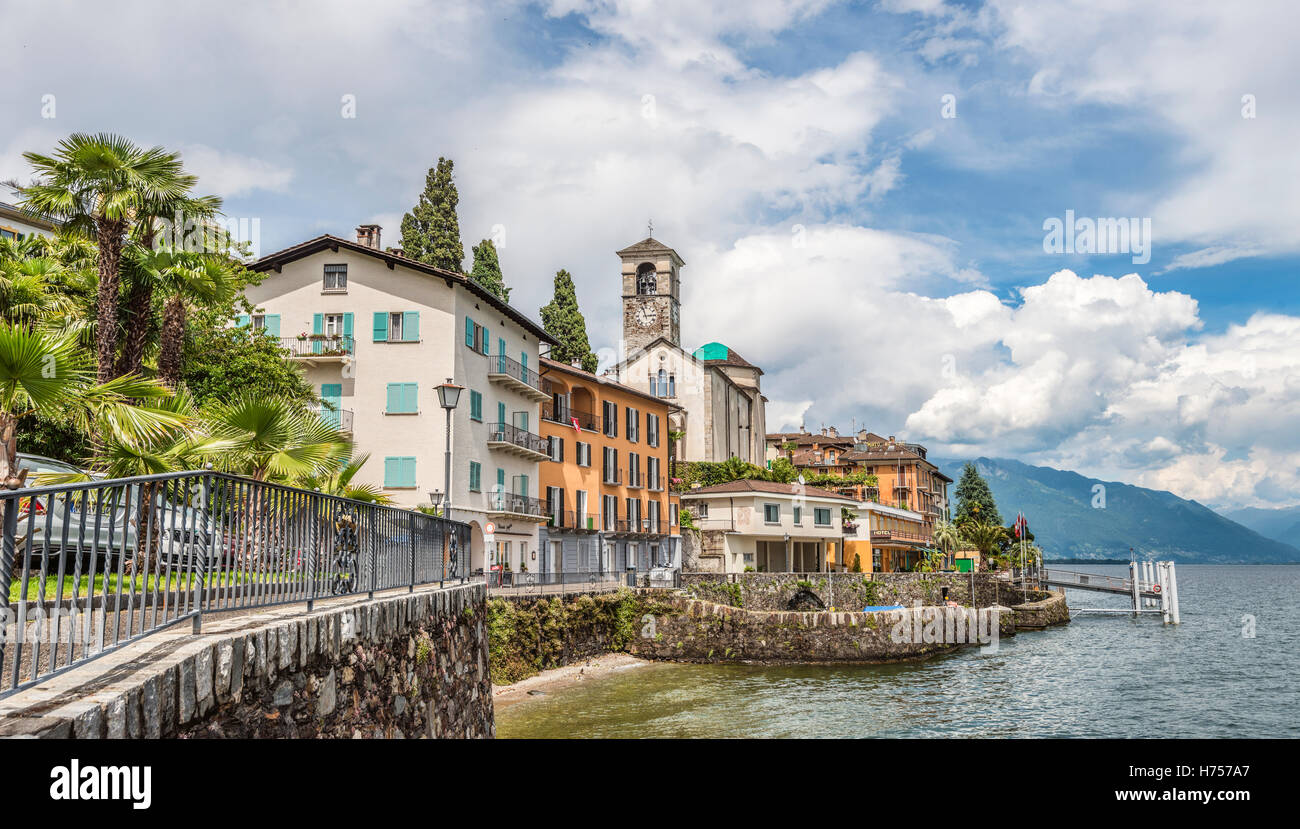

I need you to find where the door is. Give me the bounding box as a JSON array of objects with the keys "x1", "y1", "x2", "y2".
[{"x1": 320, "y1": 383, "x2": 342, "y2": 428}]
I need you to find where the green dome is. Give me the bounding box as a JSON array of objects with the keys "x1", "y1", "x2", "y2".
[{"x1": 692, "y1": 342, "x2": 730, "y2": 361}]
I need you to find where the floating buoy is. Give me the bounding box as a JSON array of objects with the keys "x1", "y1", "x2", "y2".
[{"x1": 1152, "y1": 584, "x2": 1161, "y2": 594}]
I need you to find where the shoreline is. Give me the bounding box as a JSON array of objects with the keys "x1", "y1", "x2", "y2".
[{"x1": 492, "y1": 653, "x2": 652, "y2": 710}]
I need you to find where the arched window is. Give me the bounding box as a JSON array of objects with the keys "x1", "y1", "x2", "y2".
[
  {"x1": 656, "y1": 369, "x2": 668, "y2": 397},
  {"x1": 636, "y1": 263, "x2": 657, "y2": 295}
]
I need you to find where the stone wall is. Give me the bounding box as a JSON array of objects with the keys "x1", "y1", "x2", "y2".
[
  {"x1": 0, "y1": 584, "x2": 494, "y2": 739},
  {"x1": 680, "y1": 571, "x2": 1033, "y2": 612}
]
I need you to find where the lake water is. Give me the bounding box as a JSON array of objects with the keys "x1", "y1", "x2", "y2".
[{"x1": 495, "y1": 565, "x2": 1300, "y2": 738}]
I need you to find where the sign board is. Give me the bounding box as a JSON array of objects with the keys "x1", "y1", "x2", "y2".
[{"x1": 484, "y1": 521, "x2": 496, "y2": 545}]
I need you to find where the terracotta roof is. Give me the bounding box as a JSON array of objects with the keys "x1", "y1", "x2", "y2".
[
  {"x1": 683, "y1": 479, "x2": 855, "y2": 501},
  {"x1": 767, "y1": 432, "x2": 853, "y2": 447},
  {"x1": 840, "y1": 446, "x2": 926, "y2": 463},
  {"x1": 249, "y1": 234, "x2": 551, "y2": 343}
]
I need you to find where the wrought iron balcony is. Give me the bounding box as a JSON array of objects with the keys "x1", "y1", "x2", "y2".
[
  {"x1": 280, "y1": 336, "x2": 354, "y2": 359},
  {"x1": 545, "y1": 510, "x2": 600, "y2": 531},
  {"x1": 312, "y1": 405, "x2": 354, "y2": 433},
  {"x1": 487, "y1": 352, "x2": 551, "y2": 401},
  {"x1": 484, "y1": 491, "x2": 547, "y2": 519},
  {"x1": 542, "y1": 402, "x2": 600, "y2": 432},
  {"x1": 487, "y1": 421, "x2": 550, "y2": 460}
]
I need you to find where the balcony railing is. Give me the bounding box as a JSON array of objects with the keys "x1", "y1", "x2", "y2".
[
  {"x1": 603, "y1": 468, "x2": 622, "y2": 485},
  {"x1": 612, "y1": 518, "x2": 665, "y2": 535},
  {"x1": 626, "y1": 469, "x2": 643, "y2": 488},
  {"x1": 487, "y1": 422, "x2": 550, "y2": 458},
  {"x1": 870, "y1": 529, "x2": 932, "y2": 544},
  {"x1": 545, "y1": 510, "x2": 599, "y2": 531},
  {"x1": 312, "y1": 405, "x2": 354, "y2": 432},
  {"x1": 280, "y1": 336, "x2": 354, "y2": 357},
  {"x1": 484, "y1": 491, "x2": 547, "y2": 518},
  {"x1": 487, "y1": 353, "x2": 551, "y2": 397},
  {"x1": 541, "y1": 403, "x2": 600, "y2": 432}
]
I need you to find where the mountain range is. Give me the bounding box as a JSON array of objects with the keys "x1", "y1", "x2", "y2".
[{"x1": 931, "y1": 457, "x2": 1300, "y2": 564}]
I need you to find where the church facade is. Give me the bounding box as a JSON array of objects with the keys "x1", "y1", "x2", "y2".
[{"x1": 605, "y1": 237, "x2": 767, "y2": 465}]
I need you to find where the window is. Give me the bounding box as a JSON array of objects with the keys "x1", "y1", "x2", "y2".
[
  {"x1": 250, "y1": 314, "x2": 281, "y2": 336},
  {"x1": 546, "y1": 486, "x2": 564, "y2": 524},
  {"x1": 636, "y1": 264, "x2": 656, "y2": 295},
  {"x1": 628, "y1": 453, "x2": 641, "y2": 487},
  {"x1": 647, "y1": 413, "x2": 659, "y2": 447},
  {"x1": 603, "y1": 447, "x2": 619, "y2": 484},
  {"x1": 374, "y1": 311, "x2": 420, "y2": 342},
  {"x1": 648, "y1": 500, "x2": 660, "y2": 533},
  {"x1": 763, "y1": 503, "x2": 780, "y2": 524},
  {"x1": 626, "y1": 407, "x2": 639, "y2": 442},
  {"x1": 602, "y1": 494, "x2": 618, "y2": 531},
  {"x1": 576, "y1": 441, "x2": 591, "y2": 467},
  {"x1": 602, "y1": 400, "x2": 618, "y2": 438},
  {"x1": 464, "y1": 317, "x2": 490, "y2": 355},
  {"x1": 469, "y1": 390, "x2": 483, "y2": 421},
  {"x1": 383, "y1": 456, "x2": 416, "y2": 488},
  {"x1": 814, "y1": 508, "x2": 832, "y2": 527},
  {"x1": 648, "y1": 456, "x2": 660, "y2": 490},
  {"x1": 468, "y1": 462, "x2": 482, "y2": 492},
  {"x1": 695, "y1": 502, "x2": 708, "y2": 519},
  {"x1": 793, "y1": 506, "x2": 803, "y2": 525},
  {"x1": 323, "y1": 263, "x2": 347, "y2": 292},
  {"x1": 385, "y1": 383, "x2": 418, "y2": 414},
  {"x1": 548, "y1": 436, "x2": 565, "y2": 463},
  {"x1": 654, "y1": 369, "x2": 667, "y2": 397}
]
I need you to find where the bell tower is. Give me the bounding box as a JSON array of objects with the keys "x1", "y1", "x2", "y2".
[{"x1": 618, "y1": 235, "x2": 683, "y2": 355}]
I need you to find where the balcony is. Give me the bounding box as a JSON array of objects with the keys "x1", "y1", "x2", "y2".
[
  {"x1": 312, "y1": 405, "x2": 354, "y2": 433},
  {"x1": 603, "y1": 468, "x2": 623, "y2": 486},
  {"x1": 546, "y1": 510, "x2": 599, "y2": 532},
  {"x1": 280, "y1": 336, "x2": 354, "y2": 365},
  {"x1": 542, "y1": 402, "x2": 600, "y2": 432},
  {"x1": 870, "y1": 529, "x2": 932, "y2": 545},
  {"x1": 626, "y1": 469, "x2": 643, "y2": 488},
  {"x1": 487, "y1": 353, "x2": 551, "y2": 401},
  {"x1": 487, "y1": 422, "x2": 550, "y2": 461},
  {"x1": 611, "y1": 518, "x2": 666, "y2": 536},
  {"x1": 484, "y1": 491, "x2": 548, "y2": 521}
]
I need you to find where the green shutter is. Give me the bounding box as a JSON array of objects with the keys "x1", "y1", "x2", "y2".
[
  {"x1": 465, "y1": 316, "x2": 474, "y2": 347},
  {"x1": 496, "y1": 468, "x2": 505, "y2": 491},
  {"x1": 383, "y1": 457, "x2": 415, "y2": 488},
  {"x1": 265, "y1": 314, "x2": 281, "y2": 336},
  {"x1": 384, "y1": 457, "x2": 399, "y2": 487},
  {"x1": 342, "y1": 313, "x2": 353, "y2": 352},
  {"x1": 482, "y1": 326, "x2": 490, "y2": 355},
  {"x1": 403, "y1": 311, "x2": 419, "y2": 342},
  {"x1": 519, "y1": 474, "x2": 528, "y2": 497},
  {"x1": 387, "y1": 383, "x2": 417, "y2": 413},
  {"x1": 497, "y1": 401, "x2": 506, "y2": 426},
  {"x1": 404, "y1": 383, "x2": 418, "y2": 412},
  {"x1": 373, "y1": 312, "x2": 388, "y2": 342},
  {"x1": 402, "y1": 458, "x2": 416, "y2": 488},
  {"x1": 236, "y1": 314, "x2": 250, "y2": 328},
  {"x1": 312, "y1": 313, "x2": 323, "y2": 354}
]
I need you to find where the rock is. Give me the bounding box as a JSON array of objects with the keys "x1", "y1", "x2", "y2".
[
  {"x1": 394, "y1": 695, "x2": 407, "y2": 716},
  {"x1": 273, "y1": 680, "x2": 293, "y2": 707},
  {"x1": 317, "y1": 670, "x2": 337, "y2": 717}
]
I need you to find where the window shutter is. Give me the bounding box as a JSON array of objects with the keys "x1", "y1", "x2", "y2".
[
  {"x1": 386, "y1": 383, "x2": 400, "y2": 413},
  {"x1": 265, "y1": 315, "x2": 281, "y2": 336},
  {"x1": 373, "y1": 312, "x2": 388, "y2": 342},
  {"x1": 342, "y1": 313, "x2": 353, "y2": 342},
  {"x1": 497, "y1": 401, "x2": 506, "y2": 425},
  {"x1": 466, "y1": 317, "x2": 475, "y2": 347},
  {"x1": 312, "y1": 313, "x2": 323, "y2": 335},
  {"x1": 481, "y1": 326, "x2": 490, "y2": 355},
  {"x1": 236, "y1": 314, "x2": 250, "y2": 328},
  {"x1": 384, "y1": 457, "x2": 399, "y2": 487},
  {"x1": 404, "y1": 383, "x2": 417, "y2": 412},
  {"x1": 404, "y1": 311, "x2": 419, "y2": 341}
]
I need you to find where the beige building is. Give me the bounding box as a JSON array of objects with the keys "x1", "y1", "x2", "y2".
[
  {"x1": 0, "y1": 201, "x2": 59, "y2": 241},
  {"x1": 604, "y1": 236, "x2": 767, "y2": 464},
  {"x1": 682, "y1": 480, "x2": 851, "y2": 573},
  {"x1": 245, "y1": 225, "x2": 553, "y2": 575}
]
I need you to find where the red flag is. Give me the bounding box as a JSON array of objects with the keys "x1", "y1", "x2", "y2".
[{"x1": 570, "y1": 416, "x2": 581, "y2": 433}]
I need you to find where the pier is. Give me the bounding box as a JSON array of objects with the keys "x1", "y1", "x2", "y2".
[{"x1": 1040, "y1": 561, "x2": 1181, "y2": 623}]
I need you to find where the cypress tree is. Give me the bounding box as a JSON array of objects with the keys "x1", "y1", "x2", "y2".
[
  {"x1": 399, "y1": 157, "x2": 464, "y2": 271},
  {"x1": 955, "y1": 461, "x2": 1002, "y2": 526},
  {"x1": 540, "y1": 269, "x2": 598, "y2": 373},
  {"x1": 469, "y1": 238, "x2": 510, "y2": 301}
]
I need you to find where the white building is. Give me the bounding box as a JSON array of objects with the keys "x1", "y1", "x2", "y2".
[
  {"x1": 245, "y1": 225, "x2": 553, "y2": 574},
  {"x1": 0, "y1": 201, "x2": 59, "y2": 241},
  {"x1": 681, "y1": 480, "x2": 852, "y2": 573}
]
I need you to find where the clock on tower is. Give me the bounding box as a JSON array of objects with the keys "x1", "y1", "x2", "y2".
[{"x1": 617, "y1": 236, "x2": 683, "y2": 355}]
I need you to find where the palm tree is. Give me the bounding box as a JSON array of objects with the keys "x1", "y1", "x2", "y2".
[
  {"x1": 958, "y1": 520, "x2": 1008, "y2": 571},
  {"x1": 933, "y1": 519, "x2": 960, "y2": 567},
  {"x1": 0, "y1": 324, "x2": 190, "y2": 489},
  {"x1": 19, "y1": 134, "x2": 202, "y2": 382},
  {"x1": 296, "y1": 451, "x2": 392, "y2": 504},
  {"x1": 155, "y1": 252, "x2": 237, "y2": 386}
]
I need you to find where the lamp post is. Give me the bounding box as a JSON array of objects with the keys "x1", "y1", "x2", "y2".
[{"x1": 434, "y1": 378, "x2": 463, "y2": 580}]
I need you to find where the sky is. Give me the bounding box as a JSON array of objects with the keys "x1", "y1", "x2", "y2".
[{"x1": 2, "y1": 0, "x2": 1298, "y2": 511}]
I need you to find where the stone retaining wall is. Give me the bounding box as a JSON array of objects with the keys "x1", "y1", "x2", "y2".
[
  {"x1": 0, "y1": 583, "x2": 493, "y2": 739},
  {"x1": 680, "y1": 571, "x2": 1034, "y2": 612}
]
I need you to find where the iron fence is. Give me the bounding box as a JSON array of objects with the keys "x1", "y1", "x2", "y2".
[
  {"x1": 484, "y1": 569, "x2": 631, "y2": 594},
  {"x1": 0, "y1": 470, "x2": 471, "y2": 697}
]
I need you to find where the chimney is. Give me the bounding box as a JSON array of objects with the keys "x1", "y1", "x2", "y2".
[
  {"x1": 828, "y1": 426, "x2": 839, "y2": 437},
  {"x1": 571, "y1": 359, "x2": 583, "y2": 369},
  {"x1": 820, "y1": 427, "x2": 828, "y2": 436},
  {"x1": 356, "y1": 224, "x2": 382, "y2": 249}
]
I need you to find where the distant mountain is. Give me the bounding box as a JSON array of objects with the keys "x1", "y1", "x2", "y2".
[
  {"x1": 932, "y1": 457, "x2": 1300, "y2": 564},
  {"x1": 1217, "y1": 506, "x2": 1300, "y2": 549}
]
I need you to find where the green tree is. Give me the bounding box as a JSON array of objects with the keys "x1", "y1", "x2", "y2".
[
  {"x1": 954, "y1": 461, "x2": 1002, "y2": 526},
  {"x1": 295, "y1": 450, "x2": 392, "y2": 504},
  {"x1": 959, "y1": 521, "x2": 1008, "y2": 570},
  {"x1": 181, "y1": 320, "x2": 315, "y2": 412},
  {"x1": 767, "y1": 457, "x2": 798, "y2": 483},
  {"x1": 203, "y1": 392, "x2": 348, "y2": 482},
  {"x1": 469, "y1": 238, "x2": 509, "y2": 301},
  {"x1": 399, "y1": 157, "x2": 463, "y2": 271},
  {"x1": 539, "y1": 269, "x2": 597, "y2": 372},
  {"x1": 20, "y1": 133, "x2": 204, "y2": 382}
]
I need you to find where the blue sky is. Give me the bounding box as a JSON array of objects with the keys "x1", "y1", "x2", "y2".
[{"x1": 2, "y1": 0, "x2": 1297, "y2": 510}]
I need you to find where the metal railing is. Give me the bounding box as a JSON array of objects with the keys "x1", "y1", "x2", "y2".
[
  {"x1": 487, "y1": 421, "x2": 549, "y2": 456},
  {"x1": 546, "y1": 510, "x2": 599, "y2": 531},
  {"x1": 488, "y1": 352, "x2": 551, "y2": 395},
  {"x1": 312, "y1": 405, "x2": 354, "y2": 432},
  {"x1": 484, "y1": 490, "x2": 547, "y2": 517},
  {"x1": 541, "y1": 403, "x2": 600, "y2": 432},
  {"x1": 280, "y1": 336, "x2": 354, "y2": 357},
  {"x1": 483, "y1": 569, "x2": 630, "y2": 593},
  {"x1": 0, "y1": 471, "x2": 471, "y2": 697}
]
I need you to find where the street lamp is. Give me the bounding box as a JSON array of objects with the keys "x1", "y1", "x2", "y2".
[{"x1": 434, "y1": 378, "x2": 463, "y2": 579}]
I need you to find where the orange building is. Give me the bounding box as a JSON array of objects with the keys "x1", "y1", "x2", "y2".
[{"x1": 537, "y1": 357, "x2": 680, "y2": 577}]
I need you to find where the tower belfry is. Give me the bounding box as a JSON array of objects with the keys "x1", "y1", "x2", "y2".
[{"x1": 617, "y1": 235, "x2": 683, "y2": 355}]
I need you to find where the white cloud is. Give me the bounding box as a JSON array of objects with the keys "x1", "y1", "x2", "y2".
[{"x1": 180, "y1": 145, "x2": 293, "y2": 198}]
